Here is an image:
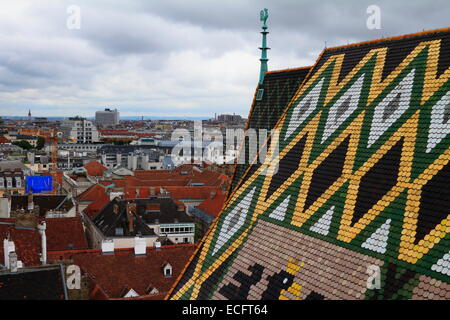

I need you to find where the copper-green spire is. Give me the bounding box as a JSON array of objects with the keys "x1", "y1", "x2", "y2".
[{"x1": 258, "y1": 8, "x2": 270, "y2": 85}]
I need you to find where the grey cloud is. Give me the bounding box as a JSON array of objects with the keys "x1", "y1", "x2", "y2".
[{"x1": 0, "y1": 0, "x2": 448, "y2": 118}]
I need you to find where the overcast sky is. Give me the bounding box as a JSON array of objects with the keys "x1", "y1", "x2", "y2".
[{"x1": 0, "y1": 0, "x2": 448, "y2": 119}]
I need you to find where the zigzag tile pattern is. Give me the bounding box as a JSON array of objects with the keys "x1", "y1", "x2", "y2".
[{"x1": 170, "y1": 28, "x2": 450, "y2": 300}]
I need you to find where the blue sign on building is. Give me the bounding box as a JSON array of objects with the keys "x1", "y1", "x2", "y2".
[{"x1": 25, "y1": 176, "x2": 53, "y2": 193}]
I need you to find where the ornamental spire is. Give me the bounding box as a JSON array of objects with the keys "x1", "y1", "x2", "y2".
[{"x1": 258, "y1": 8, "x2": 270, "y2": 85}]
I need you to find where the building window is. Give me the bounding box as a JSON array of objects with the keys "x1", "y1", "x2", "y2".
[
  {"x1": 256, "y1": 88, "x2": 264, "y2": 101},
  {"x1": 184, "y1": 238, "x2": 189, "y2": 243},
  {"x1": 163, "y1": 264, "x2": 172, "y2": 277}
]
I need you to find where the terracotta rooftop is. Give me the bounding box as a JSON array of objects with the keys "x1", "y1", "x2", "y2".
[
  {"x1": 197, "y1": 191, "x2": 227, "y2": 218},
  {"x1": 0, "y1": 216, "x2": 88, "y2": 266},
  {"x1": 77, "y1": 184, "x2": 107, "y2": 202},
  {"x1": 0, "y1": 136, "x2": 11, "y2": 144},
  {"x1": 164, "y1": 186, "x2": 221, "y2": 201},
  {"x1": 84, "y1": 161, "x2": 107, "y2": 177},
  {"x1": 0, "y1": 221, "x2": 41, "y2": 267},
  {"x1": 40, "y1": 217, "x2": 89, "y2": 251},
  {"x1": 49, "y1": 244, "x2": 196, "y2": 299}
]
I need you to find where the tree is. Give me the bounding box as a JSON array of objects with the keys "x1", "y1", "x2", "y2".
[
  {"x1": 36, "y1": 136, "x2": 45, "y2": 150},
  {"x1": 12, "y1": 140, "x2": 33, "y2": 151},
  {"x1": 111, "y1": 140, "x2": 131, "y2": 145}
]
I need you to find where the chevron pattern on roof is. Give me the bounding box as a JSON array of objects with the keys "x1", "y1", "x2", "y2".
[{"x1": 170, "y1": 28, "x2": 450, "y2": 300}]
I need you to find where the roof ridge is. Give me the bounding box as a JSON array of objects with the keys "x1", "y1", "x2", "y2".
[
  {"x1": 266, "y1": 66, "x2": 312, "y2": 74},
  {"x1": 326, "y1": 26, "x2": 450, "y2": 51}
]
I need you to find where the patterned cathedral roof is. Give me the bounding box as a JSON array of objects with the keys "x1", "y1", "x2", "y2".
[{"x1": 169, "y1": 27, "x2": 450, "y2": 300}]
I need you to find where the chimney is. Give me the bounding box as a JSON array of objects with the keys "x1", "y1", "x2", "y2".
[
  {"x1": 126, "y1": 201, "x2": 135, "y2": 233},
  {"x1": 27, "y1": 192, "x2": 34, "y2": 211},
  {"x1": 37, "y1": 221, "x2": 47, "y2": 265},
  {"x1": 3, "y1": 237, "x2": 15, "y2": 269},
  {"x1": 9, "y1": 251, "x2": 18, "y2": 272},
  {"x1": 101, "y1": 239, "x2": 114, "y2": 254},
  {"x1": 134, "y1": 236, "x2": 146, "y2": 256},
  {"x1": 150, "y1": 187, "x2": 155, "y2": 197},
  {"x1": 154, "y1": 241, "x2": 161, "y2": 250},
  {"x1": 210, "y1": 190, "x2": 217, "y2": 199}
]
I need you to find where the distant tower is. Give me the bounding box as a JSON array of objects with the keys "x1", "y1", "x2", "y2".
[
  {"x1": 258, "y1": 8, "x2": 270, "y2": 85},
  {"x1": 28, "y1": 109, "x2": 32, "y2": 122}
]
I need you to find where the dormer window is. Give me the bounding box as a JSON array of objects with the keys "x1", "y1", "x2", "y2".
[
  {"x1": 115, "y1": 227, "x2": 124, "y2": 236},
  {"x1": 163, "y1": 263, "x2": 172, "y2": 277},
  {"x1": 256, "y1": 88, "x2": 264, "y2": 101},
  {"x1": 15, "y1": 177, "x2": 21, "y2": 188},
  {"x1": 123, "y1": 288, "x2": 139, "y2": 298},
  {"x1": 6, "y1": 177, "x2": 12, "y2": 188}
]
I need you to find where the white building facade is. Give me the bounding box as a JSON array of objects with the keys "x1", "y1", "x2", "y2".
[
  {"x1": 95, "y1": 108, "x2": 120, "y2": 126},
  {"x1": 60, "y1": 117, "x2": 100, "y2": 143}
]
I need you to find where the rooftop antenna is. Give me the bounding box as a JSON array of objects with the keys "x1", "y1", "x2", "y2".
[
  {"x1": 258, "y1": 8, "x2": 270, "y2": 85},
  {"x1": 324, "y1": 40, "x2": 327, "y2": 48}
]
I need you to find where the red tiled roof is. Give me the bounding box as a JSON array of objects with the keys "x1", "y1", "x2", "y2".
[
  {"x1": 122, "y1": 187, "x2": 151, "y2": 199},
  {"x1": 40, "y1": 217, "x2": 88, "y2": 251},
  {"x1": 135, "y1": 133, "x2": 155, "y2": 138},
  {"x1": 99, "y1": 129, "x2": 133, "y2": 135},
  {"x1": 98, "y1": 166, "x2": 231, "y2": 190},
  {"x1": 77, "y1": 184, "x2": 106, "y2": 202},
  {"x1": 84, "y1": 161, "x2": 107, "y2": 177},
  {"x1": 84, "y1": 196, "x2": 110, "y2": 220},
  {"x1": 164, "y1": 186, "x2": 220, "y2": 200},
  {"x1": 197, "y1": 191, "x2": 226, "y2": 217},
  {"x1": 0, "y1": 216, "x2": 89, "y2": 266},
  {"x1": 0, "y1": 220, "x2": 41, "y2": 267},
  {"x1": 0, "y1": 136, "x2": 11, "y2": 144},
  {"x1": 49, "y1": 244, "x2": 196, "y2": 299},
  {"x1": 77, "y1": 184, "x2": 111, "y2": 219}
]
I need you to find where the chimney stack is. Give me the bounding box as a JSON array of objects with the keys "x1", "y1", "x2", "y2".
[
  {"x1": 126, "y1": 201, "x2": 135, "y2": 233},
  {"x1": 3, "y1": 237, "x2": 15, "y2": 269},
  {"x1": 9, "y1": 251, "x2": 18, "y2": 272},
  {"x1": 150, "y1": 187, "x2": 155, "y2": 197},
  {"x1": 210, "y1": 190, "x2": 217, "y2": 199},
  {"x1": 27, "y1": 192, "x2": 34, "y2": 211},
  {"x1": 37, "y1": 221, "x2": 47, "y2": 265},
  {"x1": 134, "y1": 236, "x2": 146, "y2": 256},
  {"x1": 101, "y1": 239, "x2": 114, "y2": 254}
]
